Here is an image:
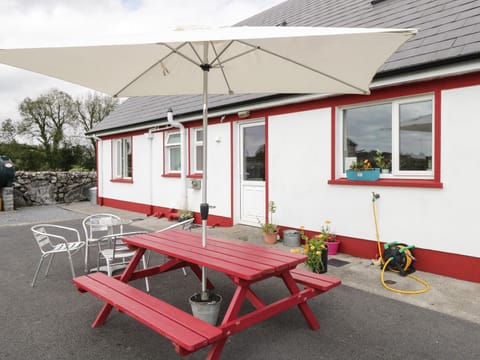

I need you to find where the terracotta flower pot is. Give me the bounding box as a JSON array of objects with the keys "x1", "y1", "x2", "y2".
[{"x1": 263, "y1": 231, "x2": 277, "y2": 244}]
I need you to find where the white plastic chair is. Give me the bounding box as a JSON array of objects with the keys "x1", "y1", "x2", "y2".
[
  {"x1": 147, "y1": 218, "x2": 195, "y2": 276},
  {"x1": 82, "y1": 214, "x2": 123, "y2": 273},
  {"x1": 97, "y1": 230, "x2": 150, "y2": 292},
  {"x1": 31, "y1": 224, "x2": 86, "y2": 287}
]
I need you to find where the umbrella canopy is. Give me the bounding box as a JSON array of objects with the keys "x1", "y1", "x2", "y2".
[
  {"x1": 0, "y1": 26, "x2": 416, "y2": 297},
  {"x1": 0, "y1": 26, "x2": 415, "y2": 96}
]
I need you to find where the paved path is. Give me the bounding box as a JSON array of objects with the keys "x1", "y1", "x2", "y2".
[{"x1": 1, "y1": 202, "x2": 479, "y2": 359}]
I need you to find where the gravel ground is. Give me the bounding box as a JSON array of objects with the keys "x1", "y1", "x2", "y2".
[{"x1": 0, "y1": 204, "x2": 84, "y2": 227}]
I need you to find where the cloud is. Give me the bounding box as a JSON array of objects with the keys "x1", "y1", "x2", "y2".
[{"x1": 0, "y1": 0, "x2": 283, "y2": 121}]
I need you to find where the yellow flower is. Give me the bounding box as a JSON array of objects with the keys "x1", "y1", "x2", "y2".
[
  {"x1": 290, "y1": 248, "x2": 300, "y2": 254},
  {"x1": 316, "y1": 251, "x2": 321, "y2": 255},
  {"x1": 325, "y1": 220, "x2": 331, "y2": 225},
  {"x1": 300, "y1": 225, "x2": 305, "y2": 229},
  {"x1": 310, "y1": 245, "x2": 315, "y2": 250}
]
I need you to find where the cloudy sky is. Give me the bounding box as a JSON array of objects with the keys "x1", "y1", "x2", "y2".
[{"x1": 0, "y1": 0, "x2": 284, "y2": 122}]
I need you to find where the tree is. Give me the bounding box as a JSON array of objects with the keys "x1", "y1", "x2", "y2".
[
  {"x1": 0, "y1": 118, "x2": 17, "y2": 143},
  {"x1": 75, "y1": 92, "x2": 119, "y2": 151},
  {"x1": 18, "y1": 89, "x2": 77, "y2": 169}
]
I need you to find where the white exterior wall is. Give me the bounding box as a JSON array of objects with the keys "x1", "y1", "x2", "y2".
[
  {"x1": 97, "y1": 84, "x2": 480, "y2": 259},
  {"x1": 201, "y1": 122, "x2": 231, "y2": 217},
  {"x1": 268, "y1": 85, "x2": 480, "y2": 258},
  {"x1": 97, "y1": 123, "x2": 232, "y2": 218},
  {"x1": 98, "y1": 136, "x2": 152, "y2": 205}
]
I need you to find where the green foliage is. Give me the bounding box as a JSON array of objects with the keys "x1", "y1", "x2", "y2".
[
  {"x1": 75, "y1": 92, "x2": 119, "y2": 153},
  {"x1": 258, "y1": 201, "x2": 278, "y2": 233},
  {"x1": 18, "y1": 89, "x2": 77, "y2": 169},
  {"x1": 0, "y1": 143, "x2": 46, "y2": 170},
  {"x1": 304, "y1": 235, "x2": 327, "y2": 273},
  {"x1": 178, "y1": 210, "x2": 194, "y2": 221},
  {"x1": 0, "y1": 118, "x2": 17, "y2": 143},
  {"x1": 57, "y1": 145, "x2": 95, "y2": 171},
  {"x1": 0, "y1": 89, "x2": 118, "y2": 171},
  {"x1": 0, "y1": 142, "x2": 94, "y2": 171}
]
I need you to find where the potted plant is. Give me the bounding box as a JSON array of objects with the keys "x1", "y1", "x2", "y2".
[
  {"x1": 178, "y1": 209, "x2": 194, "y2": 221},
  {"x1": 320, "y1": 220, "x2": 341, "y2": 255},
  {"x1": 375, "y1": 150, "x2": 390, "y2": 174},
  {"x1": 258, "y1": 201, "x2": 278, "y2": 244},
  {"x1": 303, "y1": 233, "x2": 328, "y2": 273},
  {"x1": 346, "y1": 159, "x2": 380, "y2": 181}
]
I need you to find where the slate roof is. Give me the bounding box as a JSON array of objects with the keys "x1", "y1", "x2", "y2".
[
  {"x1": 91, "y1": 0, "x2": 480, "y2": 134},
  {"x1": 237, "y1": 0, "x2": 480, "y2": 75}
]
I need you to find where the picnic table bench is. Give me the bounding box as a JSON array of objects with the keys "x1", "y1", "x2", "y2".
[
  {"x1": 73, "y1": 272, "x2": 223, "y2": 354},
  {"x1": 73, "y1": 229, "x2": 341, "y2": 359}
]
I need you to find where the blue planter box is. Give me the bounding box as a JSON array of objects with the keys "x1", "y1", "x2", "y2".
[{"x1": 346, "y1": 168, "x2": 380, "y2": 181}]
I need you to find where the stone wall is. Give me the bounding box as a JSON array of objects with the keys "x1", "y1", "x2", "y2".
[{"x1": 11, "y1": 171, "x2": 96, "y2": 208}]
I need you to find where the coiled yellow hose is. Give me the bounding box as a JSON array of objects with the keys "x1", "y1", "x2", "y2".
[{"x1": 372, "y1": 193, "x2": 430, "y2": 294}]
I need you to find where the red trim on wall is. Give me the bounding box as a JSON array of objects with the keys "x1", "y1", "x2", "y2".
[
  {"x1": 102, "y1": 197, "x2": 153, "y2": 215},
  {"x1": 230, "y1": 121, "x2": 234, "y2": 220},
  {"x1": 150, "y1": 205, "x2": 233, "y2": 227},
  {"x1": 95, "y1": 140, "x2": 99, "y2": 203},
  {"x1": 163, "y1": 132, "x2": 166, "y2": 175},
  {"x1": 110, "y1": 178, "x2": 134, "y2": 183},
  {"x1": 187, "y1": 127, "x2": 191, "y2": 176},
  {"x1": 328, "y1": 178, "x2": 443, "y2": 188},
  {"x1": 337, "y1": 235, "x2": 480, "y2": 283},
  {"x1": 330, "y1": 107, "x2": 337, "y2": 180},
  {"x1": 162, "y1": 173, "x2": 181, "y2": 178},
  {"x1": 100, "y1": 199, "x2": 233, "y2": 227},
  {"x1": 265, "y1": 117, "x2": 270, "y2": 222},
  {"x1": 434, "y1": 90, "x2": 442, "y2": 181},
  {"x1": 100, "y1": 129, "x2": 146, "y2": 140}
]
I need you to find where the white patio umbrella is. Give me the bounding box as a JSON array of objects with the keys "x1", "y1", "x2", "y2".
[{"x1": 0, "y1": 26, "x2": 416, "y2": 298}]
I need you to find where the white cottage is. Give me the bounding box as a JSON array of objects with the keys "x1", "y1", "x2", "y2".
[{"x1": 88, "y1": 0, "x2": 480, "y2": 282}]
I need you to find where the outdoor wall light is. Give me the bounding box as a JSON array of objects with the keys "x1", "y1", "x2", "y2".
[{"x1": 237, "y1": 110, "x2": 250, "y2": 118}]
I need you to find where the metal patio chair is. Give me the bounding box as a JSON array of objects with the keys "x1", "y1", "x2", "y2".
[
  {"x1": 97, "y1": 230, "x2": 150, "y2": 291},
  {"x1": 31, "y1": 224, "x2": 86, "y2": 287},
  {"x1": 147, "y1": 218, "x2": 195, "y2": 276},
  {"x1": 82, "y1": 213, "x2": 124, "y2": 273}
]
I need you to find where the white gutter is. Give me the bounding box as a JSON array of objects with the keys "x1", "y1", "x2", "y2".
[
  {"x1": 166, "y1": 109, "x2": 188, "y2": 211},
  {"x1": 91, "y1": 59, "x2": 480, "y2": 138},
  {"x1": 87, "y1": 135, "x2": 103, "y2": 201}
]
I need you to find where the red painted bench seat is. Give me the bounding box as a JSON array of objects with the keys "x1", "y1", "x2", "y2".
[
  {"x1": 73, "y1": 272, "x2": 223, "y2": 355},
  {"x1": 290, "y1": 269, "x2": 341, "y2": 291}
]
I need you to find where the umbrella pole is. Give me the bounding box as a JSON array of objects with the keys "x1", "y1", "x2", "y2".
[{"x1": 200, "y1": 42, "x2": 210, "y2": 300}]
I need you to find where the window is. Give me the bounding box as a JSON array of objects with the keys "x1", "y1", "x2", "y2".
[
  {"x1": 340, "y1": 96, "x2": 433, "y2": 178},
  {"x1": 166, "y1": 131, "x2": 181, "y2": 173},
  {"x1": 192, "y1": 128, "x2": 203, "y2": 174},
  {"x1": 112, "y1": 137, "x2": 132, "y2": 179}
]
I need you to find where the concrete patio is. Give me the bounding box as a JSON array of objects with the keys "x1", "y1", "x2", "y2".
[{"x1": 0, "y1": 202, "x2": 479, "y2": 359}]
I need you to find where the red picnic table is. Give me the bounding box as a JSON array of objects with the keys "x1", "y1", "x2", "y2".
[{"x1": 73, "y1": 229, "x2": 341, "y2": 359}]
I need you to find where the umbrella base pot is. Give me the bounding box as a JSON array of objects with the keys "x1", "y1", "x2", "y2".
[{"x1": 189, "y1": 293, "x2": 222, "y2": 325}]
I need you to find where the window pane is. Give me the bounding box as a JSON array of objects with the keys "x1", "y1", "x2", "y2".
[
  {"x1": 196, "y1": 130, "x2": 203, "y2": 142},
  {"x1": 399, "y1": 100, "x2": 432, "y2": 171},
  {"x1": 167, "y1": 133, "x2": 180, "y2": 144},
  {"x1": 343, "y1": 104, "x2": 391, "y2": 171},
  {"x1": 115, "y1": 140, "x2": 122, "y2": 177},
  {"x1": 126, "y1": 139, "x2": 132, "y2": 177},
  {"x1": 196, "y1": 145, "x2": 203, "y2": 171},
  {"x1": 243, "y1": 125, "x2": 265, "y2": 181},
  {"x1": 169, "y1": 147, "x2": 181, "y2": 171}
]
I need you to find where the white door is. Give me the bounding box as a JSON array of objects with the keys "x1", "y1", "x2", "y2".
[{"x1": 239, "y1": 122, "x2": 266, "y2": 226}]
